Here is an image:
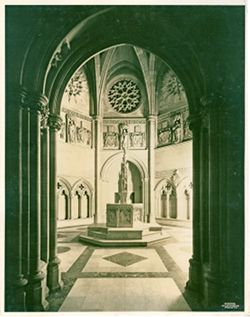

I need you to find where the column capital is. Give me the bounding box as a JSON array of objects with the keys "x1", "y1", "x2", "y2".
[
  {"x1": 48, "y1": 114, "x2": 62, "y2": 131},
  {"x1": 20, "y1": 88, "x2": 48, "y2": 113}
]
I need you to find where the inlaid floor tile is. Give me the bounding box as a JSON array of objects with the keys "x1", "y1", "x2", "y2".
[
  {"x1": 82, "y1": 248, "x2": 167, "y2": 272},
  {"x1": 103, "y1": 251, "x2": 147, "y2": 267}
]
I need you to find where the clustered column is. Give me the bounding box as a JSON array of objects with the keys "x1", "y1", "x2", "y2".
[
  {"x1": 12, "y1": 88, "x2": 64, "y2": 311},
  {"x1": 21, "y1": 91, "x2": 49, "y2": 311},
  {"x1": 186, "y1": 94, "x2": 224, "y2": 309},
  {"x1": 47, "y1": 113, "x2": 63, "y2": 291}
]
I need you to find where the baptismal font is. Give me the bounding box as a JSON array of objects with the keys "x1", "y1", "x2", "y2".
[{"x1": 79, "y1": 123, "x2": 169, "y2": 246}]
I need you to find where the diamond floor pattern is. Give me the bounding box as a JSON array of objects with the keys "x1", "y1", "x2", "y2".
[{"x1": 103, "y1": 251, "x2": 147, "y2": 267}]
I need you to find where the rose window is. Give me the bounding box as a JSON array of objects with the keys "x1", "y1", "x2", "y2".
[{"x1": 108, "y1": 79, "x2": 141, "y2": 113}]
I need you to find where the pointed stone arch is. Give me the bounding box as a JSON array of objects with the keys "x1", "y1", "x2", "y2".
[
  {"x1": 57, "y1": 177, "x2": 71, "y2": 220},
  {"x1": 100, "y1": 152, "x2": 148, "y2": 182},
  {"x1": 71, "y1": 178, "x2": 94, "y2": 219}
]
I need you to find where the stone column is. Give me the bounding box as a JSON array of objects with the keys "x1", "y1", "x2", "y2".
[
  {"x1": 186, "y1": 113, "x2": 202, "y2": 293},
  {"x1": 147, "y1": 115, "x2": 157, "y2": 223},
  {"x1": 5, "y1": 94, "x2": 29, "y2": 311},
  {"x1": 199, "y1": 120, "x2": 209, "y2": 265},
  {"x1": 93, "y1": 115, "x2": 102, "y2": 224},
  {"x1": 23, "y1": 91, "x2": 48, "y2": 311},
  {"x1": 47, "y1": 114, "x2": 63, "y2": 292},
  {"x1": 202, "y1": 95, "x2": 222, "y2": 308},
  {"x1": 40, "y1": 121, "x2": 50, "y2": 299},
  {"x1": 41, "y1": 124, "x2": 50, "y2": 264},
  {"x1": 20, "y1": 92, "x2": 30, "y2": 284},
  {"x1": 78, "y1": 195, "x2": 82, "y2": 218}
]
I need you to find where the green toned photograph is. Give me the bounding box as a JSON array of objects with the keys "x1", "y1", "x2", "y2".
[{"x1": 5, "y1": 4, "x2": 245, "y2": 313}]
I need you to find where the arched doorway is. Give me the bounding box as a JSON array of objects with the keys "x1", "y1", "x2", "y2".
[
  {"x1": 7, "y1": 6, "x2": 244, "y2": 312},
  {"x1": 18, "y1": 8, "x2": 204, "y2": 310}
]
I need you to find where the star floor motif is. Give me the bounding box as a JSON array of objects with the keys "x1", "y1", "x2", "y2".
[{"x1": 103, "y1": 251, "x2": 147, "y2": 267}]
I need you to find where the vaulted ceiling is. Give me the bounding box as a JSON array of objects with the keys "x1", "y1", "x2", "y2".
[{"x1": 61, "y1": 44, "x2": 188, "y2": 117}]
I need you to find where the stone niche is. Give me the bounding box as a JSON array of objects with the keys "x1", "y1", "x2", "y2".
[{"x1": 106, "y1": 204, "x2": 134, "y2": 228}]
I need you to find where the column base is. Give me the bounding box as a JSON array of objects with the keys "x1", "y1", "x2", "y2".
[
  {"x1": 203, "y1": 268, "x2": 222, "y2": 310},
  {"x1": 47, "y1": 257, "x2": 64, "y2": 292},
  {"x1": 186, "y1": 257, "x2": 202, "y2": 293},
  {"x1": 5, "y1": 275, "x2": 28, "y2": 312},
  {"x1": 40, "y1": 261, "x2": 49, "y2": 298},
  {"x1": 26, "y1": 272, "x2": 49, "y2": 312}
]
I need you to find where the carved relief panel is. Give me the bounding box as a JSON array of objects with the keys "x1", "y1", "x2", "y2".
[
  {"x1": 157, "y1": 107, "x2": 192, "y2": 147},
  {"x1": 59, "y1": 109, "x2": 92, "y2": 147},
  {"x1": 103, "y1": 125, "x2": 119, "y2": 149},
  {"x1": 103, "y1": 119, "x2": 146, "y2": 149}
]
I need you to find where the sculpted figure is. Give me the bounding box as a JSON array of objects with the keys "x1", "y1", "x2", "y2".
[{"x1": 119, "y1": 123, "x2": 129, "y2": 152}]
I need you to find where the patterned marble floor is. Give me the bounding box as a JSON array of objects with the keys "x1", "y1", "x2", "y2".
[{"x1": 50, "y1": 224, "x2": 196, "y2": 312}]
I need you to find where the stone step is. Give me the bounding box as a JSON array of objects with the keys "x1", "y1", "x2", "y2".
[
  {"x1": 87, "y1": 227, "x2": 143, "y2": 240},
  {"x1": 79, "y1": 231, "x2": 170, "y2": 247},
  {"x1": 88, "y1": 230, "x2": 107, "y2": 239},
  {"x1": 142, "y1": 230, "x2": 163, "y2": 237},
  {"x1": 88, "y1": 226, "x2": 108, "y2": 234},
  {"x1": 79, "y1": 235, "x2": 148, "y2": 247}
]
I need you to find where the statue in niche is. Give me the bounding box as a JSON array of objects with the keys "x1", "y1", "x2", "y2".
[
  {"x1": 68, "y1": 118, "x2": 77, "y2": 143},
  {"x1": 119, "y1": 123, "x2": 129, "y2": 153}
]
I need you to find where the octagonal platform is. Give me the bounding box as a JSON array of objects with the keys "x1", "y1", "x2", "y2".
[{"x1": 79, "y1": 222, "x2": 170, "y2": 247}]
